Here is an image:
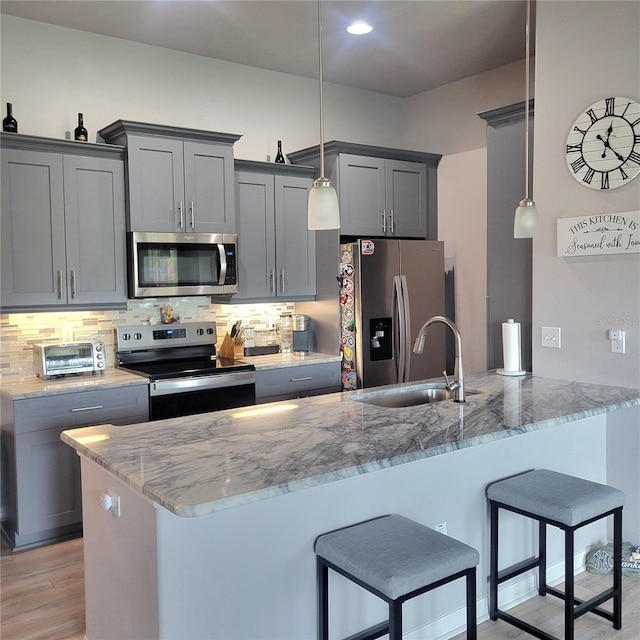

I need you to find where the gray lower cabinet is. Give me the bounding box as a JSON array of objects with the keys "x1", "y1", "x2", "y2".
[
  {"x1": 288, "y1": 141, "x2": 441, "y2": 240},
  {"x1": 0, "y1": 384, "x2": 149, "y2": 550},
  {"x1": 235, "y1": 161, "x2": 316, "y2": 300},
  {"x1": 98, "y1": 121, "x2": 241, "y2": 234},
  {"x1": 0, "y1": 134, "x2": 126, "y2": 310},
  {"x1": 255, "y1": 362, "x2": 341, "y2": 404}
]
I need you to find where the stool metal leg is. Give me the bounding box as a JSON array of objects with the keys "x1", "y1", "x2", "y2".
[
  {"x1": 613, "y1": 507, "x2": 623, "y2": 630},
  {"x1": 538, "y1": 520, "x2": 547, "y2": 596},
  {"x1": 564, "y1": 527, "x2": 575, "y2": 640},
  {"x1": 466, "y1": 567, "x2": 477, "y2": 640},
  {"x1": 489, "y1": 501, "x2": 499, "y2": 620},
  {"x1": 317, "y1": 557, "x2": 329, "y2": 640},
  {"x1": 388, "y1": 601, "x2": 402, "y2": 640}
]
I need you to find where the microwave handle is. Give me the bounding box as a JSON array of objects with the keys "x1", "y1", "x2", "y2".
[{"x1": 217, "y1": 244, "x2": 227, "y2": 285}]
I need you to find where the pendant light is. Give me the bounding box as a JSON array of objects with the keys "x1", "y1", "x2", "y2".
[
  {"x1": 514, "y1": 0, "x2": 538, "y2": 239},
  {"x1": 308, "y1": 0, "x2": 340, "y2": 230}
]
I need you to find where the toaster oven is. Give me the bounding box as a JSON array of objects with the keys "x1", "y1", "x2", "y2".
[{"x1": 33, "y1": 342, "x2": 106, "y2": 379}]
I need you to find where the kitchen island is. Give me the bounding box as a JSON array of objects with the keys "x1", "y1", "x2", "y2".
[{"x1": 62, "y1": 371, "x2": 639, "y2": 639}]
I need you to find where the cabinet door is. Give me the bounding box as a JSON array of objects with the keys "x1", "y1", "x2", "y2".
[
  {"x1": 1, "y1": 149, "x2": 67, "y2": 307},
  {"x1": 385, "y1": 160, "x2": 427, "y2": 238},
  {"x1": 275, "y1": 175, "x2": 315, "y2": 297},
  {"x1": 15, "y1": 427, "x2": 82, "y2": 539},
  {"x1": 63, "y1": 156, "x2": 127, "y2": 304},
  {"x1": 337, "y1": 154, "x2": 386, "y2": 237},
  {"x1": 235, "y1": 171, "x2": 276, "y2": 299},
  {"x1": 183, "y1": 141, "x2": 235, "y2": 233},
  {"x1": 127, "y1": 136, "x2": 185, "y2": 232}
]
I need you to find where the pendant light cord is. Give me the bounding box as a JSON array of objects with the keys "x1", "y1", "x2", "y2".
[
  {"x1": 317, "y1": 0, "x2": 326, "y2": 179},
  {"x1": 524, "y1": 0, "x2": 531, "y2": 199}
]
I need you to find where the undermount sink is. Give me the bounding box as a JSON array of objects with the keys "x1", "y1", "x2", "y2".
[{"x1": 351, "y1": 384, "x2": 481, "y2": 408}]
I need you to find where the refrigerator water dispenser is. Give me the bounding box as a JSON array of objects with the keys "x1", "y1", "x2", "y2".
[{"x1": 370, "y1": 318, "x2": 393, "y2": 361}]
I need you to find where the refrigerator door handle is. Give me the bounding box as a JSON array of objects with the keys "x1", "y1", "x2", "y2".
[
  {"x1": 399, "y1": 274, "x2": 412, "y2": 383},
  {"x1": 393, "y1": 275, "x2": 405, "y2": 384}
]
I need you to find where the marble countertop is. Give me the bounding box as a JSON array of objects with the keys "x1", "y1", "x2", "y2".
[
  {"x1": 240, "y1": 352, "x2": 341, "y2": 370},
  {"x1": 61, "y1": 371, "x2": 640, "y2": 518},
  {"x1": 1, "y1": 368, "x2": 148, "y2": 400}
]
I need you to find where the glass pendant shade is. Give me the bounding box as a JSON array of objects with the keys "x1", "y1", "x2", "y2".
[
  {"x1": 308, "y1": 177, "x2": 340, "y2": 230},
  {"x1": 514, "y1": 198, "x2": 538, "y2": 238}
]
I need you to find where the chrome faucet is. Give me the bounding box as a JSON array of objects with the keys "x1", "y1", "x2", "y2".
[{"x1": 413, "y1": 316, "x2": 465, "y2": 403}]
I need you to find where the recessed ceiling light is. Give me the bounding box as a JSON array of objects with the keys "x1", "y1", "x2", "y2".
[{"x1": 347, "y1": 21, "x2": 373, "y2": 35}]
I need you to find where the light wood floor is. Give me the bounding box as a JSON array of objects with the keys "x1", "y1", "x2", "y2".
[{"x1": 1, "y1": 536, "x2": 639, "y2": 639}]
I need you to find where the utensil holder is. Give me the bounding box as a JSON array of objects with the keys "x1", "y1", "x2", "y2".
[{"x1": 219, "y1": 333, "x2": 244, "y2": 360}]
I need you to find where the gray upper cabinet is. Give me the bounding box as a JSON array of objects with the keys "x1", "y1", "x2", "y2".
[
  {"x1": 98, "y1": 121, "x2": 241, "y2": 233},
  {"x1": 288, "y1": 141, "x2": 441, "y2": 240},
  {"x1": 1, "y1": 134, "x2": 126, "y2": 310},
  {"x1": 235, "y1": 161, "x2": 316, "y2": 300}
]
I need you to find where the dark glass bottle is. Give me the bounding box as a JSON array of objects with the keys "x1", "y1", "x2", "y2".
[
  {"x1": 3, "y1": 103, "x2": 18, "y2": 133},
  {"x1": 274, "y1": 140, "x2": 285, "y2": 163},
  {"x1": 74, "y1": 113, "x2": 88, "y2": 142}
]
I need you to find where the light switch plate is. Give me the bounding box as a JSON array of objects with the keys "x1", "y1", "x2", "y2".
[{"x1": 541, "y1": 326, "x2": 561, "y2": 348}]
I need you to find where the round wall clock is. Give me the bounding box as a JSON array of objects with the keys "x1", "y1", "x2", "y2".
[{"x1": 565, "y1": 96, "x2": 640, "y2": 190}]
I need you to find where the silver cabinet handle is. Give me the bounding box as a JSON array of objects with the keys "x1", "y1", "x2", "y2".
[
  {"x1": 290, "y1": 376, "x2": 313, "y2": 383},
  {"x1": 381, "y1": 210, "x2": 387, "y2": 233},
  {"x1": 70, "y1": 405, "x2": 104, "y2": 412},
  {"x1": 189, "y1": 201, "x2": 195, "y2": 229},
  {"x1": 70, "y1": 270, "x2": 77, "y2": 299},
  {"x1": 270, "y1": 269, "x2": 275, "y2": 294},
  {"x1": 389, "y1": 209, "x2": 394, "y2": 234},
  {"x1": 280, "y1": 268, "x2": 285, "y2": 294},
  {"x1": 178, "y1": 201, "x2": 184, "y2": 229},
  {"x1": 57, "y1": 270, "x2": 64, "y2": 300}
]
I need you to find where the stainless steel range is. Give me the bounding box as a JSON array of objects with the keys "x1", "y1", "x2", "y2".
[{"x1": 116, "y1": 322, "x2": 255, "y2": 421}]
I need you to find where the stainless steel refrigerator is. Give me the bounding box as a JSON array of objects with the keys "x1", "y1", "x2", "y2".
[{"x1": 339, "y1": 239, "x2": 446, "y2": 390}]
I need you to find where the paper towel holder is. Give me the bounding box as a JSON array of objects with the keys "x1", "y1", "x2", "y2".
[{"x1": 497, "y1": 318, "x2": 527, "y2": 377}]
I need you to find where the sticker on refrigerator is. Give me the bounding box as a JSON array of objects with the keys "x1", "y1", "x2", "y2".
[{"x1": 361, "y1": 240, "x2": 375, "y2": 255}]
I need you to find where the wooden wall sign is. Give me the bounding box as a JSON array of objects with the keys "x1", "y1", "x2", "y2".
[{"x1": 557, "y1": 210, "x2": 639, "y2": 257}]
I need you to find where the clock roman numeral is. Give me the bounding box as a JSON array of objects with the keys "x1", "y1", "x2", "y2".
[
  {"x1": 601, "y1": 173, "x2": 610, "y2": 189},
  {"x1": 604, "y1": 98, "x2": 615, "y2": 117},
  {"x1": 627, "y1": 150, "x2": 640, "y2": 166},
  {"x1": 583, "y1": 168, "x2": 595, "y2": 184},
  {"x1": 619, "y1": 167, "x2": 629, "y2": 180},
  {"x1": 566, "y1": 143, "x2": 582, "y2": 154},
  {"x1": 621, "y1": 102, "x2": 631, "y2": 118},
  {"x1": 634, "y1": 134, "x2": 640, "y2": 145},
  {"x1": 587, "y1": 108, "x2": 598, "y2": 124},
  {"x1": 630, "y1": 117, "x2": 640, "y2": 129},
  {"x1": 573, "y1": 125, "x2": 587, "y2": 136},
  {"x1": 571, "y1": 156, "x2": 586, "y2": 173}
]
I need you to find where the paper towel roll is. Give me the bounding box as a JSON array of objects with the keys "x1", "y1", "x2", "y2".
[{"x1": 497, "y1": 319, "x2": 526, "y2": 376}]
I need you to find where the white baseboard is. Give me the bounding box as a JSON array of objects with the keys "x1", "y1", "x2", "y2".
[{"x1": 405, "y1": 551, "x2": 587, "y2": 640}]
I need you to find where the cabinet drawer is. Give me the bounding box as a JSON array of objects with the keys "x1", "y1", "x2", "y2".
[
  {"x1": 255, "y1": 362, "x2": 340, "y2": 400},
  {"x1": 13, "y1": 384, "x2": 149, "y2": 433}
]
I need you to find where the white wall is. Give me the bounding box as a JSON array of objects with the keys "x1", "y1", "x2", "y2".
[
  {"x1": 0, "y1": 15, "x2": 406, "y2": 159},
  {"x1": 532, "y1": 1, "x2": 640, "y2": 387}
]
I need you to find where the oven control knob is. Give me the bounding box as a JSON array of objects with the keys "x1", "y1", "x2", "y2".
[
  {"x1": 122, "y1": 333, "x2": 131, "y2": 341},
  {"x1": 197, "y1": 328, "x2": 204, "y2": 336},
  {"x1": 96, "y1": 361, "x2": 105, "y2": 369},
  {"x1": 207, "y1": 328, "x2": 214, "y2": 335},
  {"x1": 134, "y1": 332, "x2": 142, "y2": 340}
]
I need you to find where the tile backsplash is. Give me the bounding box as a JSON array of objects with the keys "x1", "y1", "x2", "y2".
[{"x1": 0, "y1": 298, "x2": 294, "y2": 378}]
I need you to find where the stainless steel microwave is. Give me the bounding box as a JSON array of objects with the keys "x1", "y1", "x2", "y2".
[{"x1": 127, "y1": 231, "x2": 239, "y2": 298}]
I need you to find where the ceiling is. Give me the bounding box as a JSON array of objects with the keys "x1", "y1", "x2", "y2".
[{"x1": 0, "y1": 0, "x2": 530, "y2": 98}]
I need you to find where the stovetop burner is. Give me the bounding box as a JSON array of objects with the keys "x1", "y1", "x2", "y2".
[{"x1": 119, "y1": 356, "x2": 254, "y2": 381}]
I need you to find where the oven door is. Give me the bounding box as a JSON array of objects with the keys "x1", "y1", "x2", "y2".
[
  {"x1": 149, "y1": 370, "x2": 255, "y2": 420},
  {"x1": 128, "y1": 231, "x2": 238, "y2": 298}
]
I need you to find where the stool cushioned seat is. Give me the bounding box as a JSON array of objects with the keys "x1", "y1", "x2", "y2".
[
  {"x1": 314, "y1": 514, "x2": 479, "y2": 600},
  {"x1": 487, "y1": 469, "x2": 625, "y2": 527}
]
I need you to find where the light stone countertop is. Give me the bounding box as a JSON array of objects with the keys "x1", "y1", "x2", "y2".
[
  {"x1": 0, "y1": 368, "x2": 148, "y2": 400},
  {"x1": 240, "y1": 352, "x2": 341, "y2": 370},
  {"x1": 61, "y1": 371, "x2": 640, "y2": 519}
]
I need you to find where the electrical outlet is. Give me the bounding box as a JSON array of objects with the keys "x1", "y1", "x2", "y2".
[
  {"x1": 541, "y1": 326, "x2": 561, "y2": 348},
  {"x1": 609, "y1": 329, "x2": 625, "y2": 354},
  {"x1": 61, "y1": 326, "x2": 73, "y2": 343},
  {"x1": 435, "y1": 521, "x2": 447, "y2": 535}
]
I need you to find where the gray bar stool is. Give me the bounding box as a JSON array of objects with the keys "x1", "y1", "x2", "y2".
[
  {"x1": 314, "y1": 514, "x2": 479, "y2": 639},
  {"x1": 487, "y1": 469, "x2": 625, "y2": 640}
]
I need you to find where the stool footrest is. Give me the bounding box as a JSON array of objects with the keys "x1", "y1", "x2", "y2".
[
  {"x1": 495, "y1": 609, "x2": 559, "y2": 640},
  {"x1": 343, "y1": 621, "x2": 388, "y2": 640},
  {"x1": 497, "y1": 556, "x2": 540, "y2": 583},
  {"x1": 546, "y1": 584, "x2": 619, "y2": 623}
]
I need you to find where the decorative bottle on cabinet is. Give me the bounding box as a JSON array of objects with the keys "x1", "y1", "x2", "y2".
[
  {"x1": 274, "y1": 140, "x2": 285, "y2": 163},
  {"x1": 74, "y1": 113, "x2": 88, "y2": 141},
  {"x1": 3, "y1": 103, "x2": 18, "y2": 133}
]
